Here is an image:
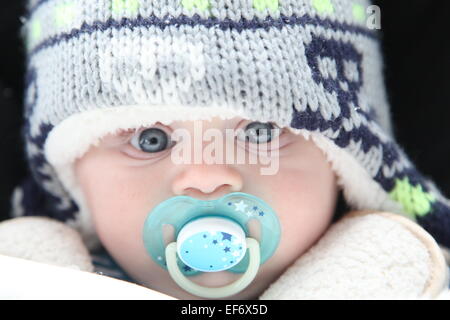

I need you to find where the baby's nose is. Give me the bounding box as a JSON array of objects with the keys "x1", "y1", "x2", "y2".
[{"x1": 171, "y1": 164, "x2": 243, "y2": 200}]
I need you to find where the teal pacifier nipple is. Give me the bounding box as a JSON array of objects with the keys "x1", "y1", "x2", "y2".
[{"x1": 142, "y1": 192, "x2": 281, "y2": 298}]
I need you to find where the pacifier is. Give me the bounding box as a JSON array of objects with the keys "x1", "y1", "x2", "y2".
[{"x1": 142, "y1": 192, "x2": 281, "y2": 298}]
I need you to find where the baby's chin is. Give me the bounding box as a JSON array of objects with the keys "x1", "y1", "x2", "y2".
[{"x1": 137, "y1": 268, "x2": 271, "y2": 300}]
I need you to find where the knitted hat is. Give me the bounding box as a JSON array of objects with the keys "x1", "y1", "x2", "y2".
[{"x1": 13, "y1": 0, "x2": 450, "y2": 249}]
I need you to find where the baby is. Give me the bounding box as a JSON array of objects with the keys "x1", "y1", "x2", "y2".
[
  {"x1": 74, "y1": 117, "x2": 338, "y2": 298},
  {"x1": 9, "y1": 0, "x2": 450, "y2": 299}
]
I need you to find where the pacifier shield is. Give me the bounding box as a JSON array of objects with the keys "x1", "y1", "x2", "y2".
[{"x1": 142, "y1": 192, "x2": 281, "y2": 276}]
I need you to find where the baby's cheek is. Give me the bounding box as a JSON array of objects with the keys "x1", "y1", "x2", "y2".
[
  {"x1": 266, "y1": 167, "x2": 336, "y2": 265},
  {"x1": 92, "y1": 183, "x2": 153, "y2": 254},
  {"x1": 75, "y1": 155, "x2": 147, "y2": 256}
]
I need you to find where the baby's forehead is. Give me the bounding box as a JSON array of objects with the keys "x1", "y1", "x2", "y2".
[
  {"x1": 166, "y1": 116, "x2": 245, "y2": 128},
  {"x1": 129, "y1": 116, "x2": 271, "y2": 132}
]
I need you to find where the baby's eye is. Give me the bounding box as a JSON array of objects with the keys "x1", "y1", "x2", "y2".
[
  {"x1": 130, "y1": 127, "x2": 174, "y2": 153},
  {"x1": 237, "y1": 121, "x2": 282, "y2": 144}
]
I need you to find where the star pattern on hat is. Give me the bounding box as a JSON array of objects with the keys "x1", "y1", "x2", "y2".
[
  {"x1": 253, "y1": 0, "x2": 279, "y2": 12},
  {"x1": 352, "y1": 3, "x2": 366, "y2": 22},
  {"x1": 181, "y1": 0, "x2": 210, "y2": 11},
  {"x1": 54, "y1": 3, "x2": 78, "y2": 27},
  {"x1": 389, "y1": 177, "x2": 436, "y2": 218},
  {"x1": 312, "y1": 0, "x2": 334, "y2": 15},
  {"x1": 112, "y1": 0, "x2": 140, "y2": 14}
]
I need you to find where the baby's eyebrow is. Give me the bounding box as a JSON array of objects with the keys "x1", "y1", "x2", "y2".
[
  {"x1": 99, "y1": 130, "x2": 134, "y2": 147},
  {"x1": 116, "y1": 128, "x2": 136, "y2": 136}
]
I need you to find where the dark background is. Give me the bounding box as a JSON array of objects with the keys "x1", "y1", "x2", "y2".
[{"x1": 0, "y1": 1, "x2": 449, "y2": 221}]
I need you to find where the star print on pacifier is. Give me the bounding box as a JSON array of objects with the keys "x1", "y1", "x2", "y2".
[
  {"x1": 176, "y1": 217, "x2": 247, "y2": 272},
  {"x1": 142, "y1": 192, "x2": 281, "y2": 298}
]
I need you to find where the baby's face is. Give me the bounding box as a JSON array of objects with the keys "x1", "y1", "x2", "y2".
[{"x1": 74, "y1": 117, "x2": 338, "y2": 299}]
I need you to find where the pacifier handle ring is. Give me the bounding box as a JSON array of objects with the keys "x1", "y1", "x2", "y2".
[{"x1": 165, "y1": 238, "x2": 260, "y2": 299}]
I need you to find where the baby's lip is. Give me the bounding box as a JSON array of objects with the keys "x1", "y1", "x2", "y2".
[{"x1": 180, "y1": 186, "x2": 237, "y2": 201}]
